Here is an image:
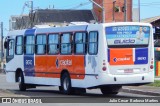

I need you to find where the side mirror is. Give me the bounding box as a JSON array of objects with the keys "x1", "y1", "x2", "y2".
[{"x1": 4, "y1": 41, "x2": 8, "y2": 49}]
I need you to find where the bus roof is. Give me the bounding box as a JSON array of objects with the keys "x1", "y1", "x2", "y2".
[
  {"x1": 35, "y1": 25, "x2": 88, "y2": 34},
  {"x1": 7, "y1": 22, "x2": 152, "y2": 37}
]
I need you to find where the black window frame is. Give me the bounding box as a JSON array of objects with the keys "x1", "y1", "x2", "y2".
[
  {"x1": 48, "y1": 33, "x2": 60, "y2": 55},
  {"x1": 6, "y1": 39, "x2": 14, "y2": 63},
  {"x1": 35, "y1": 34, "x2": 47, "y2": 55},
  {"x1": 7, "y1": 39, "x2": 14, "y2": 57},
  {"x1": 74, "y1": 31, "x2": 88, "y2": 55},
  {"x1": 60, "y1": 33, "x2": 73, "y2": 55},
  {"x1": 15, "y1": 35, "x2": 23, "y2": 55},
  {"x1": 24, "y1": 35, "x2": 35, "y2": 55},
  {"x1": 88, "y1": 31, "x2": 98, "y2": 55}
]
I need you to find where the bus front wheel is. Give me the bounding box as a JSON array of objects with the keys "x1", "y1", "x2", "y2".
[
  {"x1": 60, "y1": 72, "x2": 73, "y2": 94},
  {"x1": 18, "y1": 71, "x2": 26, "y2": 91},
  {"x1": 100, "y1": 86, "x2": 122, "y2": 95}
]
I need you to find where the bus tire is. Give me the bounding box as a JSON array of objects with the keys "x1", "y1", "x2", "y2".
[
  {"x1": 61, "y1": 72, "x2": 73, "y2": 95},
  {"x1": 100, "y1": 86, "x2": 121, "y2": 95},
  {"x1": 18, "y1": 71, "x2": 26, "y2": 91}
]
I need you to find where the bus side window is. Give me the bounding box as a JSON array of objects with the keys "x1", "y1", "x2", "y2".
[
  {"x1": 74, "y1": 32, "x2": 87, "y2": 54},
  {"x1": 15, "y1": 36, "x2": 23, "y2": 55},
  {"x1": 36, "y1": 34, "x2": 46, "y2": 55},
  {"x1": 8, "y1": 40, "x2": 14, "y2": 56},
  {"x1": 61, "y1": 33, "x2": 72, "y2": 54},
  {"x1": 25, "y1": 36, "x2": 34, "y2": 55},
  {"x1": 6, "y1": 39, "x2": 14, "y2": 63},
  {"x1": 88, "y1": 31, "x2": 98, "y2": 55},
  {"x1": 48, "y1": 34, "x2": 59, "y2": 54}
]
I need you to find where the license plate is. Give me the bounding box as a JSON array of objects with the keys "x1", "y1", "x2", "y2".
[{"x1": 124, "y1": 69, "x2": 133, "y2": 73}]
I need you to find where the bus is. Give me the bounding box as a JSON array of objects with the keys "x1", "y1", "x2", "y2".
[{"x1": 4, "y1": 22, "x2": 154, "y2": 95}]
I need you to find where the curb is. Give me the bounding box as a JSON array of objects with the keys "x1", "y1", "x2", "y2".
[{"x1": 121, "y1": 88, "x2": 160, "y2": 96}]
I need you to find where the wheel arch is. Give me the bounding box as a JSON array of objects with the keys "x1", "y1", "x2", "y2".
[{"x1": 60, "y1": 69, "x2": 70, "y2": 80}]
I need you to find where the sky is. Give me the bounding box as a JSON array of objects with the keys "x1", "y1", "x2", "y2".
[{"x1": 0, "y1": 0, "x2": 160, "y2": 35}]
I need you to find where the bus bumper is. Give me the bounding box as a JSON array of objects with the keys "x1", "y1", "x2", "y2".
[{"x1": 98, "y1": 71, "x2": 154, "y2": 86}]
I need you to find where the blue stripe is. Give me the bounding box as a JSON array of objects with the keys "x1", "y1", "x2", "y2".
[
  {"x1": 106, "y1": 34, "x2": 150, "y2": 39},
  {"x1": 108, "y1": 49, "x2": 110, "y2": 62},
  {"x1": 25, "y1": 29, "x2": 36, "y2": 35},
  {"x1": 84, "y1": 55, "x2": 86, "y2": 67},
  {"x1": 24, "y1": 29, "x2": 35, "y2": 77}
]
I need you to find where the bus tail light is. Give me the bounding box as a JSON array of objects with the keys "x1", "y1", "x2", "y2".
[
  {"x1": 150, "y1": 58, "x2": 154, "y2": 70},
  {"x1": 150, "y1": 65, "x2": 154, "y2": 69},
  {"x1": 102, "y1": 60, "x2": 107, "y2": 71},
  {"x1": 151, "y1": 61, "x2": 154, "y2": 64},
  {"x1": 102, "y1": 67, "x2": 107, "y2": 71}
]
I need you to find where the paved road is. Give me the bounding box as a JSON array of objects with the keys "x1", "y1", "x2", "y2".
[
  {"x1": 0, "y1": 74, "x2": 154, "y2": 98},
  {"x1": 1, "y1": 74, "x2": 160, "y2": 106}
]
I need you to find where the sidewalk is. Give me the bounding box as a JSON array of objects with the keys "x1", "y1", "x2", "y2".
[
  {"x1": 155, "y1": 78, "x2": 160, "y2": 80},
  {"x1": 121, "y1": 77, "x2": 160, "y2": 96},
  {"x1": 122, "y1": 86, "x2": 160, "y2": 96}
]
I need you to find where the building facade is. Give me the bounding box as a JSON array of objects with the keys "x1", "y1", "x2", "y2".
[
  {"x1": 9, "y1": 1, "x2": 134, "y2": 30},
  {"x1": 10, "y1": 9, "x2": 95, "y2": 30},
  {"x1": 93, "y1": 0, "x2": 132, "y2": 22}
]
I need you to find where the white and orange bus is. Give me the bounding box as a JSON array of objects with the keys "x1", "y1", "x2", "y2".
[{"x1": 4, "y1": 22, "x2": 154, "y2": 95}]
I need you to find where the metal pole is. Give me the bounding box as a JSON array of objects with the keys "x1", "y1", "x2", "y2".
[
  {"x1": 126, "y1": 0, "x2": 127, "y2": 21},
  {"x1": 138, "y1": 0, "x2": 140, "y2": 22},
  {"x1": 113, "y1": 0, "x2": 116, "y2": 21},
  {"x1": 124, "y1": 0, "x2": 128, "y2": 22},
  {"x1": 1, "y1": 22, "x2": 3, "y2": 67},
  {"x1": 102, "y1": 0, "x2": 105, "y2": 23},
  {"x1": 30, "y1": 0, "x2": 33, "y2": 28}
]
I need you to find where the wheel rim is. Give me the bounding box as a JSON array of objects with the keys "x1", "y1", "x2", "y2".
[{"x1": 63, "y1": 77, "x2": 69, "y2": 91}]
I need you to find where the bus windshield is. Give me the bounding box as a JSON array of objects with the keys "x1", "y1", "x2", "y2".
[{"x1": 106, "y1": 25, "x2": 150, "y2": 48}]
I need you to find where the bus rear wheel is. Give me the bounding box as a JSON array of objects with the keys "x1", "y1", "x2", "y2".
[
  {"x1": 18, "y1": 71, "x2": 26, "y2": 91},
  {"x1": 100, "y1": 86, "x2": 122, "y2": 95},
  {"x1": 60, "y1": 73, "x2": 73, "y2": 95}
]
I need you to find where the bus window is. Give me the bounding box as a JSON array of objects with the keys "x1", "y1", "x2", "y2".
[
  {"x1": 36, "y1": 34, "x2": 46, "y2": 55},
  {"x1": 74, "y1": 32, "x2": 87, "y2": 54},
  {"x1": 48, "y1": 34, "x2": 59, "y2": 54},
  {"x1": 88, "y1": 31, "x2": 98, "y2": 55},
  {"x1": 25, "y1": 36, "x2": 34, "y2": 55},
  {"x1": 61, "y1": 33, "x2": 72, "y2": 54},
  {"x1": 8, "y1": 39, "x2": 14, "y2": 56},
  {"x1": 15, "y1": 36, "x2": 23, "y2": 55},
  {"x1": 6, "y1": 39, "x2": 14, "y2": 63}
]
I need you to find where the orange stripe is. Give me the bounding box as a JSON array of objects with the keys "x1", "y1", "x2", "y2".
[{"x1": 35, "y1": 55, "x2": 85, "y2": 79}]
